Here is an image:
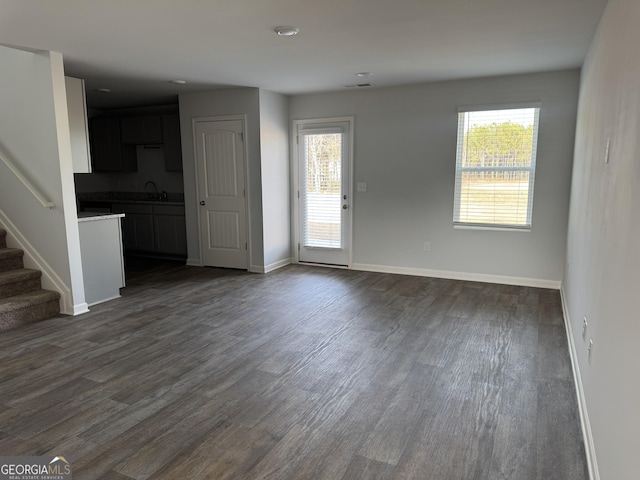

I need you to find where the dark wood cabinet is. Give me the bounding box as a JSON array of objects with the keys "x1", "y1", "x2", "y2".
[
  {"x1": 89, "y1": 112, "x2": 182, "y2": 173},
  {"x1": 121, "y1": 116, "x2": 163, "y2": 144},
  {"x1": 162, "y1": 114, "x2": 183, "y2": 172},
  {"x1": 90, "y1": 118, "x2": 136, "y2": 172},
  {"x1": 112, "y1": 203, "x2": 186, "y2": 257}
]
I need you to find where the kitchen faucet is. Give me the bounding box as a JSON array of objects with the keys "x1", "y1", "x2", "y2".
[
  {"x1": 144, "y1": 181, "x2": 158, "y2": 200},
  {"x1": 144, "y1": 181, "x2": 168, "y2": 201}
]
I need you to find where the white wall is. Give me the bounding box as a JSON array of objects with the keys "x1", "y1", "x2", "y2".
[
  {"x1": 178, "y1": 88, "x2": 264, "y2": 268},
  {"x1": 259, "y1": 90, "x2": 291, "y2": 271},
  {"x1": 289, "y1": 71, "x2": 579, "y2": 286},
  {"x1": 0, "y1": 46, "x2": 87, "y2": 314},
  {"x1": 563, "y1": 1, "x2": 640, "y2": 479}
]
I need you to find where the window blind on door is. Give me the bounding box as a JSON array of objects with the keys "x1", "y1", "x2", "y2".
[{"x1": 301, "y1": 131, "x2": 343, "y2": 248}]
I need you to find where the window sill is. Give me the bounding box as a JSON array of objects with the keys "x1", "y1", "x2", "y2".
[{"x1": 453, "y1": 223, "x2": 531, "y2": 233}]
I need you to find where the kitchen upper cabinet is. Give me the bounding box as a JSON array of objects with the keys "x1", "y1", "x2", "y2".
[
  {"x1": 88, "y1": 110, "x2": 181, "y2": 173},
  {"x1": 90, "y1": 118, "x2": 137, "y2": 172},
  {"x1": 121, "y1": 116, "x2": 163, "y2": 144},
  {"x1": 65, "y1": 77, "x2": 92, "y2": 173},
  {"x1": 90, "y1": 118, "x2": 122, "y2": 172},
  {"x1": 162, "y1": 114, "x2": 183, "y2": 172}
]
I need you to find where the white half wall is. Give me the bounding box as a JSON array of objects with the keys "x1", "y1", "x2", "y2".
[
  {"x1": 0, "y1": 46, "x2": 87, "y2": 315},
  {"x1": 289, "y1": 71, "x2": 579, "y2": 284},
  {"x1": 563, "y1": 1, "x2": 640, "y2": 479}
]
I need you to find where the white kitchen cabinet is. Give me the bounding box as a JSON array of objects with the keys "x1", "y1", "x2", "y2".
[
  {"x1": 65, "y1": 76, "x2": 92, "y2": 173},
  {"x1": 78, "y1": 213, "x2": 126, "y2": 306}
]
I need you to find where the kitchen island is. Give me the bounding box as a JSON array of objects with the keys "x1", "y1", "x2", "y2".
[{"x1": 77, "y1": 212, "x2": 126, "y2": 306}]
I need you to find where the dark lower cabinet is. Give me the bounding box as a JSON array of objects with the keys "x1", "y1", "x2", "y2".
[{"x1": 113, "y1": 203, "x2": 186, "y2": 257}]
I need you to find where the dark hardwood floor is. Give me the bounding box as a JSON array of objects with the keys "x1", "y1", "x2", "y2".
[{"x1": 0, "y1": 263, "x2": 588, "y2": 479}]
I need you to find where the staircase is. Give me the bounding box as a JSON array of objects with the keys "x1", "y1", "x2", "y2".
[{"x1": 0, "y1": 228, "x2": 60, "y2": 332}]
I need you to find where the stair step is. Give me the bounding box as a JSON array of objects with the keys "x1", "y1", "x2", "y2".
[
  {"x1": 0, "y1": 268, "x2": 42, "y2": 299},
  {"x1": 0, "y1": 289, "x2": 61, "y2": 332},
  {"x1": 0, "y1": 228, "x2": 6, "y2": 249},
  {"x1": 0, "y1": 248, "x2": 24, "y2": 273}
]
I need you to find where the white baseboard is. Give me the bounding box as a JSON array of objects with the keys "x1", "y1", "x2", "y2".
[
  {"x1": 186, "y1": 258, "x2": 202, "y2": 267},
  {"x1": 86, "y1": 294, "x2": 120, "y2": 308},
  {"x1": 72, "y1": 302, "x2": 90, "y2": 315},
  {"x1": 264, "y1": 257, "x2": 293, "y2": 273},
  {"x1": 560, "y1": 286, "x2": 599, "y2": 480},
  {"x1": 351, "y1": 263, "x2": 561, "y2": 289},
  {"x1": 249, "y1": 258, "x2": 293, "y2": 274}
]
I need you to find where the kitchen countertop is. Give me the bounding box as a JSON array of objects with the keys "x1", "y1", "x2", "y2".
[
  {"x1": 108, "y1": 200, "x2": 185, "y2": 206},
  {"x1": 77, "y1": 212, "x2": 125, "y2": 223},
  {"x1": 77, "y1": 191, "x2": 185, "y2": 206}
]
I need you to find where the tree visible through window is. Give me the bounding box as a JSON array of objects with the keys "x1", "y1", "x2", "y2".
[
  {"x1": 302, "y1": 132, "x2": 342, "y2": 248},
  {"x1": 453, "y1": 106, "x2": 540, "y2": 229}
]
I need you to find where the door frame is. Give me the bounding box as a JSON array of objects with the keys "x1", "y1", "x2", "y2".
[
  {"x1": 192, "y1": 114, "x2": 251, "y2": 270},
  {"x1": 292, "y1": 116, "x2": 354, "y2": 268}
]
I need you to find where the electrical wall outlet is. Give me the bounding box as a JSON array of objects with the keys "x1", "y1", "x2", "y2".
[{"x1": 423, "y1": 242, "x2": 431, "y2": 252}]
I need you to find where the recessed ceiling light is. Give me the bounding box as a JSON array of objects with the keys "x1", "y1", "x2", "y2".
[
  {"x1": 95, "y1": 88, "x2": 111, "y2": 93},
  {"x1": 355, "y1": 72, "x2": 372, "y2": 77},
  {"x1": 169, "y1": 80, "x2": 187, "y2": 85},
  {"x1": 275, "y1": 26, "x2": 299, "y2": 36}
]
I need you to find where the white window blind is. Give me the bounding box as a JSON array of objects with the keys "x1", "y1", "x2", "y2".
[
  {"x1": 301, "y1": 131, "x2": 343, "y2": 248},
  {"x1": 453, "y1": 105, "x2": 540, "y2": 229}
]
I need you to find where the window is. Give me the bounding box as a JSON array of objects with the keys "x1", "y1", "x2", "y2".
[{"x1": 453, "y1": 104, "x2": 541, "y2": 229}]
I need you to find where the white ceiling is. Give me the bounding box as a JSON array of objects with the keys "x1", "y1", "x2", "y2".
[{"x1": 1, "y1": 0, "x2": 608, "y2": 109}]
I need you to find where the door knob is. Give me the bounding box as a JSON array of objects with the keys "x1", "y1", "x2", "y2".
[{"x1": 199, "y1": 200, "x2": 206, "y2": 206}]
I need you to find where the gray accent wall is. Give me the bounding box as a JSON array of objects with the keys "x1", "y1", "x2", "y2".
[
  {"x1": 259, "y1": 91, "x2": 291, "y2": 270},
  {"x1": 179, "y1": 88, "x2": 291, "y2": 272},
  {"x1": 289, "y1": 71, "x2": 580, "y2": 285},
  {"x1": 179, "y1": 88, "x2": 264, "y2": 269},
  {"x1": 563, "y1": 0, "x2": 640, "y2": 478}
]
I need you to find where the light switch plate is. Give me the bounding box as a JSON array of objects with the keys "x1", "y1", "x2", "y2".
[{"x1": 357, "y1": 182, "x2": 367, "y2": 192}]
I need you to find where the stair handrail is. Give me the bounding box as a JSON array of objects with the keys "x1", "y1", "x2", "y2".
[{"x1": 0, "y1": 149, "x2": 55, "y2": 209}]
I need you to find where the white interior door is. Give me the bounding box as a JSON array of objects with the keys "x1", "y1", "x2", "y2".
[
  {"x1": 296, "y1": 119, "x2": 352, "y2": 266},
  {"x1": 194, "y1": 118, "x2": 248, "y2": 269}
]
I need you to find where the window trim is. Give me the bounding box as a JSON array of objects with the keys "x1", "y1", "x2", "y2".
[{"x1": 453, "y1": 102, "x2": 541, "y2": 231}]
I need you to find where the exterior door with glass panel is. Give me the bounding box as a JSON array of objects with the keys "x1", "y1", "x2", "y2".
[{"x1": 296, "y1": 120, "x2": 351, "y2": 266}]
